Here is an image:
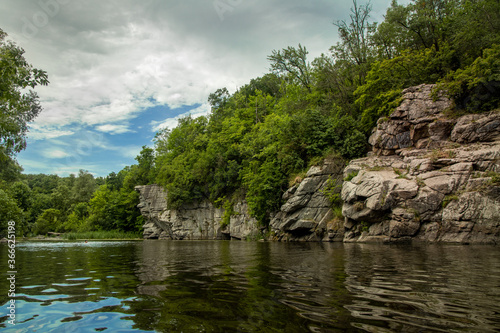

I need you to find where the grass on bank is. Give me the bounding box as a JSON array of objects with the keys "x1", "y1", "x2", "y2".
[{"x1": 62, "y1": 230, "x2": 142, "y2": 240}]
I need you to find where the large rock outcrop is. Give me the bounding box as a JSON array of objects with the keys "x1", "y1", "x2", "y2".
[
  {"x1": 342, "y1": 84, "x2": 500, "y2": 244},
  {"x1": 135, "y1": 185, "x2": 260, "y2": 240},
  {"x1": 136, "y1": 84, "x2": 499, "y2": 244},
  {"x1": 270, "y1": 158, "x2": 345, "y2": 241}
]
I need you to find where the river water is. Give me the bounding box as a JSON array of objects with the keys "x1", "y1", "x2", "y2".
[{"x1": 1, "y1": 241, "x2": 499, "y2": 332}]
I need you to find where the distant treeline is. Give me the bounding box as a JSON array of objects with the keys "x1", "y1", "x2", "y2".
[{"x1": 1, "y1": 0, "x2": 499, "y2": 236}]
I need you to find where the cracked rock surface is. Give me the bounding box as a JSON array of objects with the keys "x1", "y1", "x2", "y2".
[
  {"x1": 343, "y1": 84, "x2": 500, "y2": 244},
  {"x1": 135, "y1": 185, "x2": 260, "y2": 240}
]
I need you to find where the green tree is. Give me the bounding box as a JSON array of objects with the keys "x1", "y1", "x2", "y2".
[
  {"x1": 330, "y1": 0, "x2": 377, "y2": 88},
  {"x1": 0, "y1": 152, "x2": 22, "y2": 184},
  {"x1": 238, "y1": 74, "x2": 282, "y2": 99},
  {"x1": 71, "y1": 169, "x2": 97, "y2": 203},
  {"x1": 9, "y1": 181, "x2": 32, "y2": 212},
  {"x1": 333, "y1": 0, "x2": 376, "y2": 66},
  {"x1": 436, "y1": 44, "x2": 500, "y2": 112},
  {"x1": 0, "y1": 189, "x2": 23, "y2": 236},
  {"x1": 0, "y1": 29, "x2": 48, "y2": 157},
  {"x1": 268, "y1": 44, "x2": 312, "y2": 92},
  {"x1": 449, "y1": 0, "x2": 500, "y2": 66},
  {"x1": 33, "y1": 208, "x2": 62, "y2": 235},
  {"x1": 84, "y1": 184, "x2": 142, "y2": 232},
  {"x1": 135, "y1": 146, "x2": 155, "y2": 185},
  {"x1": 375, "y1": 0, "x2": 451, "y2": 53}
]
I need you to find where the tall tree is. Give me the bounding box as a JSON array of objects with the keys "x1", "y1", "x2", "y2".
[
  {"x1": 0, "y1": 29, "x2": 48, "y2": 158},
  {"x1": 268, "y1": 44, "x2": 312, "y2": 92},
  {"x1": 333, "y1": 0, "x2": 376, "y2": 66},
  {"x1": 330, "y1": 0, "x2": 377, "y2": 88},
  {"x1": 71, "y1": 169, "x2": 97, "y2": 203}
]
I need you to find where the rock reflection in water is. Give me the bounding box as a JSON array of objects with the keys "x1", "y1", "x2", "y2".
[
  {"x1": 343, "y1": 244, "x2": 500, "y2": 332},
  {"x1": 134, "y1": 241, "x2": 500, "y2": 332},
  {"x1": 2, "y1": 241, "x2": 499, "y2": 332}
]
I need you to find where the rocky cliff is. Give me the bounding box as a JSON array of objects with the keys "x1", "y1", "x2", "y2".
[
  {"x1": 135, "y1": 185, "x2": 260, "y2": 240},
  {"x1": 269, "y1": 158, "x2": 345, "y2": 242},
  {"x1": 136, "y1": 84, "x2": 499, "y2": 244},
  {"x1": 341, "y1": 84, "x2": 500, "y2": 244}
]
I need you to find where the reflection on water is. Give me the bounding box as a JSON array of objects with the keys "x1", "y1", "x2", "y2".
[
  {"x1": 343, "y1": 244, "x2": 500, "y2": 332},
  {"x1": 0, "y1": 241, "x2": 499, "y2": 332}
]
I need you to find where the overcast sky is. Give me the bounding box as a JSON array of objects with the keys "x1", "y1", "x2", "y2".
[{"x1": 1, "y1": 0, "x2": 404, "y2": 177}]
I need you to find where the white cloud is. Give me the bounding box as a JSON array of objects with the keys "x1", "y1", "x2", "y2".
[
  {"x1": 42, "y1": 149, "x2": 71, "y2": 159},
  {"x1": 95, "y1": 124, "x2": 134, "y2": 135},
  {"x1": 28, "y1": 125, "x2": 74, "y2": 141},
  {"x1": 5, "y1": 0, "x2": 342, "y2": 134},
  {"x1": 151, "y1": 103, "x2": 211, "y2": 132}
]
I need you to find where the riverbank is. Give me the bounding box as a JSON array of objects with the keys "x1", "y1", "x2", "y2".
[{"x1": 19, "y1": 231, "x2": 143, "y2": 241}]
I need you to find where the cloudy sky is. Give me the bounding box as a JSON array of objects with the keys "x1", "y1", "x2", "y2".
[{"x1": 1, "y1": 0, "x2": 403, "y2": 177}]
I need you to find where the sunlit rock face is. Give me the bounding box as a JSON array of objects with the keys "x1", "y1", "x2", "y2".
[
  {"x1": 135, "y1": 185, "x2": 259, "y2": 240},
  {"x1": 342, "y1": 84, "x2": 500, "y2": 244}
]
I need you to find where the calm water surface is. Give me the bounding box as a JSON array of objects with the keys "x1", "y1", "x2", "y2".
[{"x1": 1, "y1": 241, "x2": 499, "y2": 332}]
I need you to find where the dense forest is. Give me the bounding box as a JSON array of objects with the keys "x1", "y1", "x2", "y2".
[{"x1": 1, "y1": 0, "x2": 499, "y2": 237}]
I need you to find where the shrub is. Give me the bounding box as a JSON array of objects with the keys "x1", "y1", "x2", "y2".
[{"x1": 344, "y1": 170, "x2": 359, "y2": 182}]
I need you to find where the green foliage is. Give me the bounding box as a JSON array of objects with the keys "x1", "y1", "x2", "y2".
[
  {"x1": 344, "y1": 170, "x2": 359, "y2": 182},
  {"x1": 486, "y1": 171, "x2": 500, "y2": 185},
  {"x1": 9, "y1": 181, "x2": 32, "y2": 211},
  {"x1": 85, "y1": 185, "x2": 141, "y2": 232},
  {"x1": 320, "y1": 177, "x2": 343, "y2": 206},
  {"x1": 0, "y1": 29, "x2": 48, "y2": 156},
  {"x1": 393, "y1": 167, "x2": 409, "y2": 179},
  {"x1": 72, "y1": 170, "x2": 97, "y2": 203},
  {"x1": 442, "y1": 194, "x2": 459, "y2": 208},
  {"x1": 354, "y1": 47, "x2": 444, "y2": 132},
  {"x1": 33, "y1": 208, "x2": 62, "y2": 235},
  {"x1": 134, "y1": 146, "x2": 155, "y2": 185},
  {"x1": 268, "y1": 44, "x2": 312, "y2": 92},
  {"x1": 0, "y1": 189, "x2": 23, "y2": 236},
  {"x1": 436, "y1": 45, "x2": 500, "y2": 112},
  {"x1": 0, "y1": 152, "x2": 22, "y2": 183},
  {"x1": 361, "y1": 221, "x2": 370, "y2": 232},
  {"x1": 155, "y1": 115, "x2": 209, "y2": 208},
  {"x1": 238, "y1": 74, "x2": 282, "y2": 99},
  {"x1": 221, "y1": 199, "x2": 235, "y2": 228},
  {"x1": 331, "y1": 0, "x2": 376, "y2": 86},
  {"x1": 62, "y1": 230, "x2": 141, "y2": 240},
  {"x1": 332, "y1": 205, "x2": 344, "y2": 221},
  {"x1": 447, "y1": 0, "x2": 500, "y2": 66},
  {"x1": 242, "y1": 158, "x2": 286, "y2": 226},
  {"x1": 341, "y1": 129, "x2": 366, "y2": 159}
]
